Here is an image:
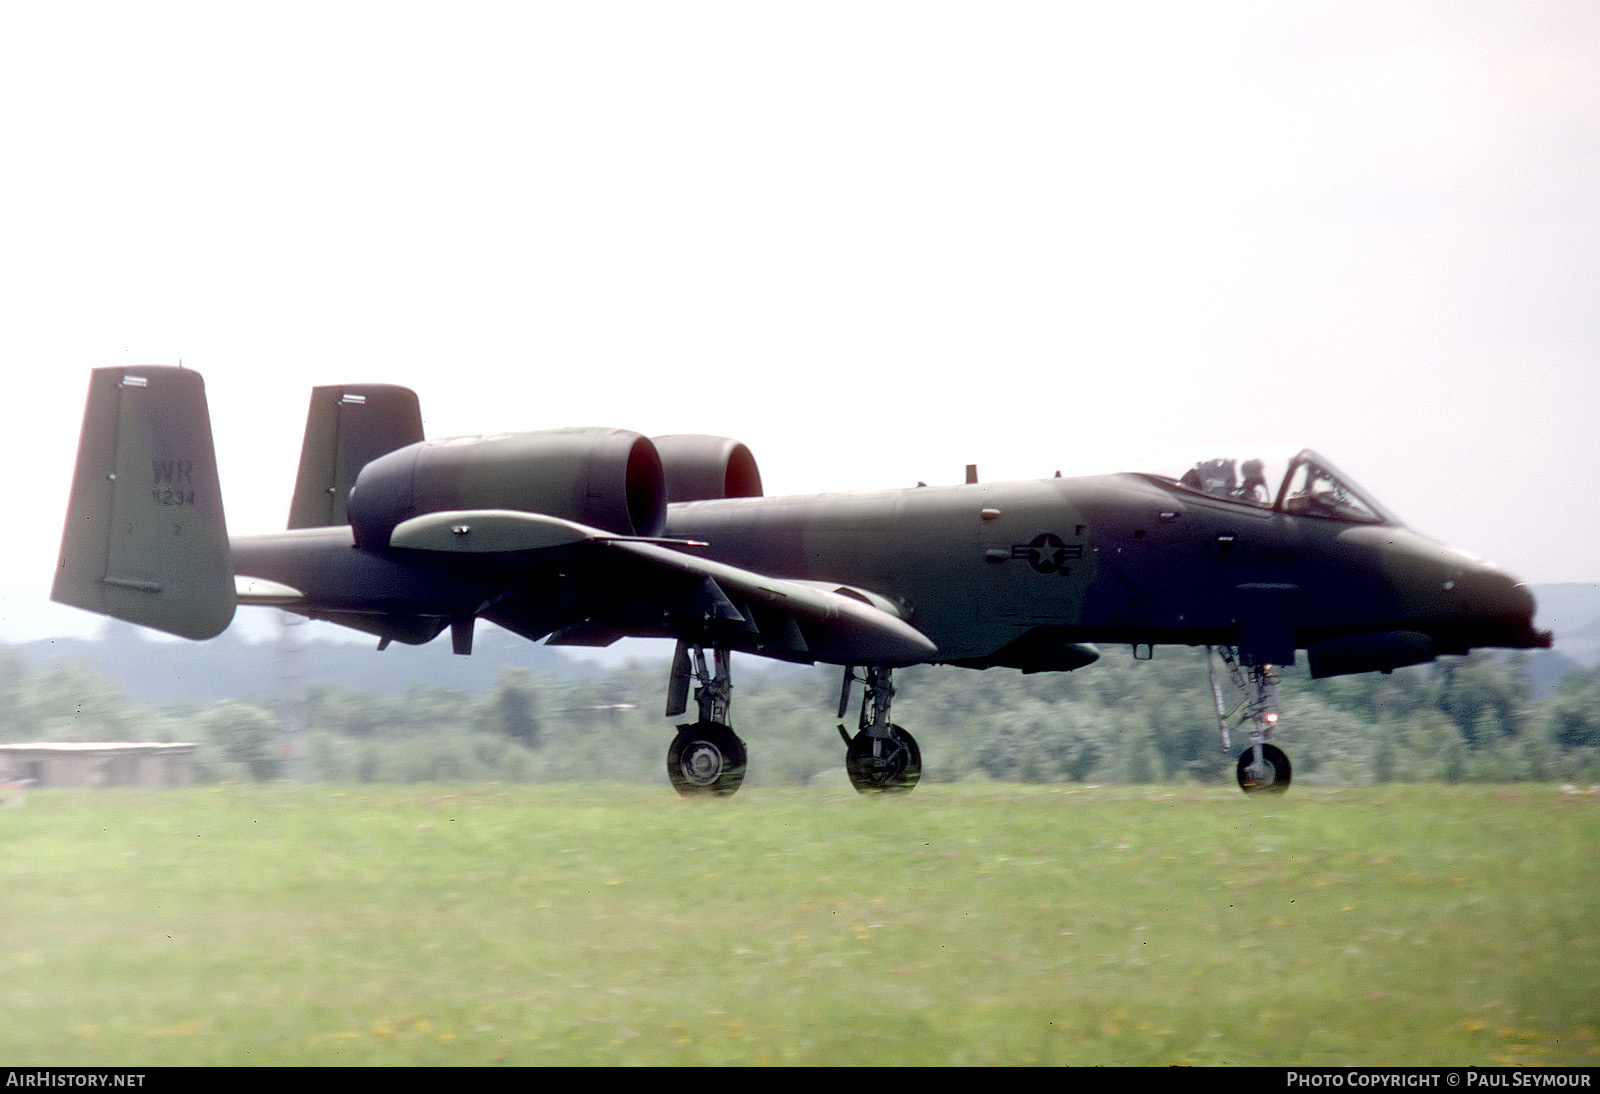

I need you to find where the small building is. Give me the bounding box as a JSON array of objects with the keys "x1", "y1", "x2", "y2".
[{"x1": 0, "y1": 742, "x2": 197, "y2": 789}]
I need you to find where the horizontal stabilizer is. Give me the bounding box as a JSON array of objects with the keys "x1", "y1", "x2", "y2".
[
  {"x1": 53, "y1": 367, "x2": 235, "y2": 639},
  {"x1": 235, "y1": 576, "x2": 306, "y2": 607}
]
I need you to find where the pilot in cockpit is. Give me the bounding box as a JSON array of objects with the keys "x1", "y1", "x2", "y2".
[
  {"x1": 1236, "y1": 458, "x2": 1269, "y2": 505},
  {"x1": 1179, "y1": 457, "x2": 1271, "y2": 508}
]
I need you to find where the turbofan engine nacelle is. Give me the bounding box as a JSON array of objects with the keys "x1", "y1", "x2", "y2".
[
  {"x1": 347, "y1": 428, "x2": 667, "y2": 550},
  {"x1": 652, "y1": 434, "x2": 763, "y2": 503}
]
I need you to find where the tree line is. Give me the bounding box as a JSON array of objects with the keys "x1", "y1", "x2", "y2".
[{"x1": 3, "y1": 642, "x2": 1598, "y2": 787}]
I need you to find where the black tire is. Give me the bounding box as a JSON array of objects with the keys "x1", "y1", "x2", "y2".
[
  {"x1": 667, "y1": 721, "x2": 747, "y2": 797},
  {"x1": 1236, "y1": 742, "x2": 1291, "y2": 794},
  {"x1": 845, "y1": 724, "x2": 922, "y2": 794}
]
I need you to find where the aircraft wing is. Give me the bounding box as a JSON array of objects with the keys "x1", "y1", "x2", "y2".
[{"x1": 388, "y1": 509, "x2": 937, "y2": 667}]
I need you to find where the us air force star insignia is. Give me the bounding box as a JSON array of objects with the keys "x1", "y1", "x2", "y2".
[{"x1": 1011, "y1": 533, "x2": 1075, "y2": 575}]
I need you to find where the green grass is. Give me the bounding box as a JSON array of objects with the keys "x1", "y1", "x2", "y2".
[{"x1": 1, "y1": 783, "x2": 1596, "y2": 1065}]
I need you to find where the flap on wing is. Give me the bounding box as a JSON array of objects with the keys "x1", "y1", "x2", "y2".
[
  {"x1": 608, "y1": 541, "x2": 936, "y2": 667},
  {"x1": 789, "y1": 580, "x2": 907, "y2": 620},
  {"x1": 391, "y1": 508, "x2": 937, "y2": 667}
]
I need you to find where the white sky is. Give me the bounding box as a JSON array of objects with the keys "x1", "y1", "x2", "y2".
[{"x1": 4, "y1": 1, "x2": 1597, "y2": 642}]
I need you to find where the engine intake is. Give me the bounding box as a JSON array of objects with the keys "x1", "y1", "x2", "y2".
[
  {"x1": 652, "y1": 435, "x2": 763, "y2": 502},
  {"x1": 347, "y1": 428, "x2": 666, "y2": 549}
]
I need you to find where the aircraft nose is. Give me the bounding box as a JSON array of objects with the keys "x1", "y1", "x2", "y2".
[
  {"x1": 1451, "y1": 566, "x2": 1550, "y2": 648},
  {"x1": 1455, "y1": 567, "x2": 1532, "y2": 620}
]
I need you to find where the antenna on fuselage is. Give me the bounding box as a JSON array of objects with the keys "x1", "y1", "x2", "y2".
[{"x1": 965, "y1": 464, "x2": 978, "y2": 484}]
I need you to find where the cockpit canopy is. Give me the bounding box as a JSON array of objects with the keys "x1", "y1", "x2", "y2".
[{"x1": 1158, "y1": 449, "x2": 1398, "y2": 526}]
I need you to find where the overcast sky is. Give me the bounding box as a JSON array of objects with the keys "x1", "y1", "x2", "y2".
[{"x1": 4, "y1": 1, "x2": 1596, "y2": 643}]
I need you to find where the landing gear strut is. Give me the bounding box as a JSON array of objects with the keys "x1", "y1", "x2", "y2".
[
  {"x1": 665, "y1": 643, "x2": 746, "y2": 796},
  {"x1": 660, "y1": 649, "x2": 925, "y2": 797},
  {"x1": 837, "y1": 666, "x2": 922, "y2": 793},
  {"x1": 1207, "y1": 645, "x2": 1292, "y2": 794}
]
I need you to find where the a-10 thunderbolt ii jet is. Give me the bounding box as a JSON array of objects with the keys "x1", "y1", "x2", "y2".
[{"x1": 53, "y1": 367, "x2": 1550, "y2": 796}]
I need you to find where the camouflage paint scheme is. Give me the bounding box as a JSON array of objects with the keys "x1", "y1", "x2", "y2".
[{"x1": 53, "y1": 366, "x2": 1549, "y2": 796}]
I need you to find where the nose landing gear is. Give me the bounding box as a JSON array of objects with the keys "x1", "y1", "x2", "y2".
[
  {"x1": 1208, "y1": 645, "x2": 1293, "y2": 794},
  {"x1": 1237, "y1": 741, "x2": 1292, "y2": 793}
]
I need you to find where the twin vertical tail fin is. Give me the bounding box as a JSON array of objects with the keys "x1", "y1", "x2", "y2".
[
  {"x1": 52, "y1": 366, "x2": 236, "y2": 639},
  {"x1": 287, "y1": 384, "x2": 424, "y2": 529}
]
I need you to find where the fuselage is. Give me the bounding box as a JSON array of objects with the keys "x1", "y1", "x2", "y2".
[
  {"x1": 663, "y1": 471, "x2": 1544, "y2": 668},
  {"x1": 229, "y1": 465, "x2": 1545, "y2": 671}
]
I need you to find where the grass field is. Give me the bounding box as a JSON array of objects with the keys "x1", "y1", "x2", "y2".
[{"x1": 1, "y1": 782, "x2": 1596, "y2": 1066}]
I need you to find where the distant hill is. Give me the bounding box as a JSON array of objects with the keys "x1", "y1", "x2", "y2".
[
  {"x1": 1532, "y1": 582, "x2": 1600, "y2": 668},
  {"x1": 14, "y1": 618, "x2": 622, "y2": 706}
]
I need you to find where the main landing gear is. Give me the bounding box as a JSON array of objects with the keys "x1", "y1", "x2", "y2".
[
  {"x1": 664, "y1": 644, "x2": 746, "y2": 796},
  {"x1": 662, "y1": 645, "x2": 922, "y2": 797},
  {"x1": 836, "y1": 666, "x2": 922, "y2": 794},
  {"x1": 1207, "y1": 645, "x2": 1293, "y2": 794}
]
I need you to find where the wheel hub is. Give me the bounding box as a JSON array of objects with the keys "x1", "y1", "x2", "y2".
[
  {"x1": 844, "y1": 724, "x2": 922, "y2": 794},
  {"x1": 1236, "y1": 742, "x2": 1291, "y2": 794},
  {"x1": 679, "y1": 742, "x2": 724, "y2": 786}
]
